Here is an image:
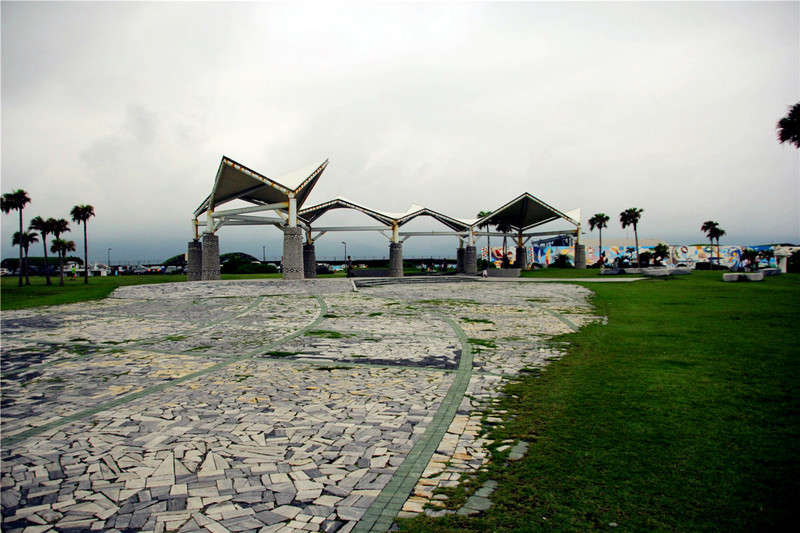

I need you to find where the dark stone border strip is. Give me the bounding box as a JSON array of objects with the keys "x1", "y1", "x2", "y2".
[
  {"x1": 353, "y1": 311, "x2": 474, "y2": 533},
  {"x1": 527, "y1": 302, "x2": 579, "y2": 331}
]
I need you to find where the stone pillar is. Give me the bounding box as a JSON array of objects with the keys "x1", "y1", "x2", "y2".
[
  {"x1": 464, "y1": 246, "x2": 477, "y2": 275},
  {"x1": 456, "y1": 247, "x2": 465, "y2": 273},
  {"x1": 201, "y1": 234, "x2": 221, "y2": 280},
  {"x1": 303, "y1": 243, "x2": 317, "y2": 279},
  {"x1": 187, "y1": 240, "x2": 202, "y2": 281},
  {"x1": 515, "y1": 246, "x2": 527, "y2": 269},
  {"x1": 389, "y1": 242, "x2": 403, "y2": 278},
  {"x1": 282, "y1": 227, "x2": 304, "y2": 280},
  {"x1": 574, "y1": 244, "x2": 586, "y2": 269}
]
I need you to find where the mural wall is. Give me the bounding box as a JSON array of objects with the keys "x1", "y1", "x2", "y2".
[{"x1": 479, "y1": 244, "x2": 799, "y2": 269}]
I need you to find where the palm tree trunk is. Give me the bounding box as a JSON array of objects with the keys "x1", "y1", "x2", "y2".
[
  {"x1": 83, "y1": 223, "x2": 89, "y2": 284},
  {"x1": 59, "y1": 252, "x2": 65, "y2": 286},
  {"x1": 708, "y1": 237, "x2": 714, "y2": 267},
  {"x1": 24, "y1": 247, "x2": 30, "y2": 285},
  {"x1": 634, "y1": 225, "x2": 640, "y2": 268},
  {"x1": 18, "y1": 210, "x2": 23, "y2": 287},
  {"x1": 42, "y1": 237, "x2": 52, "y2": 285},
  {"x1": 599, "y1": 229, "x2": 604, "y2": 270}
]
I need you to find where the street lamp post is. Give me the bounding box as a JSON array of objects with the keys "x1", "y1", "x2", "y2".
[
  {"x1": 342, "y1": 241, "x2": 347, "y2": 263},
  {"x1": 107, "y1": 248, "x2": 111, "y2": 267}
]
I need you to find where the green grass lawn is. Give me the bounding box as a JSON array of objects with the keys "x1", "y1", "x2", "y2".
[
  {"x1": 399, "y1": 272, "x2": 800, "y2": 532},
  {"x1": 520, "y1": 267, "x2": 649, "y2": 278},
  {"x1": 0, "y1": 275, "x2": 189, "y2": 310}
]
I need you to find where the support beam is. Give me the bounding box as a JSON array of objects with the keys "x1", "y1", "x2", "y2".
[
  {"x1": 288, "y1": 196, "x2": 298, "y2": 227},
  {"x1": 208, "y1": 202, "x2": 289, "y2": 218},
  {"x1": 310, "y1": 226, "x2": 389, "y2": 232},
  {"x1": 456, "y1": 247, "x2": 465, "y2": 273}
]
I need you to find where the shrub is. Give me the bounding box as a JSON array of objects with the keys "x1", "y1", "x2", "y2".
[
  {"x1": 550, "y1": 254, "x2": 573, "y2": 269},
  {"x1": 236, "y1": 263, "x2": 278, "y2": 274}
]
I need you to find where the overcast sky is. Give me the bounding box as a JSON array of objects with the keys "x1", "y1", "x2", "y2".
[{"x1": 2, "y1": 1, "x2": 798, "y2": 263}]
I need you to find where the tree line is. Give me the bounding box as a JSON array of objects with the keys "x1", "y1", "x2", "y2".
[{"x1": 1, "y1": 188, "x2": 95, "y2": 287}]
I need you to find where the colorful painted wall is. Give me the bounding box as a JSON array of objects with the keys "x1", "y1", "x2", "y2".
[{"x1": 519, "y1": 244, "x2": 798, "y2": 269}]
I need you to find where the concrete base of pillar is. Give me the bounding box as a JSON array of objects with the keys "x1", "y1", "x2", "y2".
[
  {"x1": 303, "y1": 243, "x2": 317, "y2": 279},
  {"x1": 282, "y1": 227, "x2": 304, "y2": 280},
  {"x1": 456, "y1": 247, "x2": 465, "y2": 273},
  {"x1": 574, "y1": 244, "x2": 586, "y2": 269},
  {"x1": 464, "y1": 246, "x2": 477, "y2": 275},
  {"x1": 389, "y1": 243, "x2": 403, "y2": 277},
  {"x1": 515, "y1": 246, "x2": 527, "y2": 269},
  {"x1": 187, "y1": 240, "x2": 202, "y2": 281},
  {"x1": 201, "y1": 234, "x2": 221, "y2": 281}
]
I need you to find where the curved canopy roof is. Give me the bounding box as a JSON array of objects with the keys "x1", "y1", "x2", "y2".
[
  {"x1": 299, "y1": 197, "x2": 475, "y2": 231},
  {"x1": 194, "y1": 157, "x2": 579, "y2": 237},
  {"x1": 194, "y1": 156, "x2": 328, "y2": 216},
  {"x1": 475, "y1": 192, "x2": 578, "y2": 231}
]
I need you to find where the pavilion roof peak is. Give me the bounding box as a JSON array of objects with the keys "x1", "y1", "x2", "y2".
[{"x1": 194, "y1": 157, "x2": 328, "y2": 216}]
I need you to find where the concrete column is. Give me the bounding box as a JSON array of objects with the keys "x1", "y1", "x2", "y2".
[
  {"x1": 303, "y1": 243, "x2": 317, "y2": 279},
  {"x1": 464, "y1": 245, "x2": 477, "y2": 275},
  {"x1": 187, "y1": 240, "x2": 202, "y2": 281},
  {"x1": 389, "y1": 242, "x2": 403, "y2": 277},
  {"x1": 574, "y1": 244, "x2": 587, "y2": 269},
  {"x1": 515, "y1": 246, "x2": 527, "y2": 269},
  {"x1": 456, "y1": 247, "x2": 465, "y2": 273},
  {"x1": 201, "y1": 234, "x2": 221, "y2": 280},
  {"x1": 282, "y1": 227, "x2": 304, "y2": 280}
]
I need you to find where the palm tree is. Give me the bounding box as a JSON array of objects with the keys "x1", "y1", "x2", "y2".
[
  {"x1": 713, "y1": 227, "x2": 726, "y2": 267},
  {"x1": 71, "y1": 205, "x2": 95, "y2": 284},
  {"x1": 619, "y1": 208, "x2": 644, "y2": 268},
  {"x1": 588, "y1": 213, "x2": 610, "y2": 268},
  {"x1": 51, "y1": 239, "x2": 76, "y2": 286},
  {"x1": 653, "y1": 243, "x2": 670, "y2": 266},
  {"x1": 777, "y1": 102, "x2": 800, "y2": 148},
  {"x1": 51, "y1": 218, "x2": 71, "y2": 240},
  {"x1": 1, "y1": 189, "x2": 32, "y2": 286},
  {"x1": 29, "y1": 216, "x2": 56, "y2": 285},
  {"x1": 476, "y1": 210, "x2": 494, "y2": 268},
  {"x1": 50, "y1": 218, "x2": 71, "y2": 280},
  {"x1": 12, "y1": 231, "x2": 38, "y2": 285},
  {"x1": 701, "y1": 221, "x2": 719, "y2": 266}
]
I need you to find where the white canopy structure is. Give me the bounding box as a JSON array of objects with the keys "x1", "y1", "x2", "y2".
[
  {"x1": 188, "y1": 157, "x2": 584, "y2": 280},
  {"x1": 193, "y1": 157, "x2": 328, "y2": 238}
]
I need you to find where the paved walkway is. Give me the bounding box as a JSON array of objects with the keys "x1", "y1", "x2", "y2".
[{"x1": 1, "y1": 279, "x2": 599, "y2": 533}]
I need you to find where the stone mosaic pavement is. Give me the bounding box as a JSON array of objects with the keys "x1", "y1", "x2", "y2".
[{"x1": 1, "y1": 278, "x2": 600, "y2": 533}]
